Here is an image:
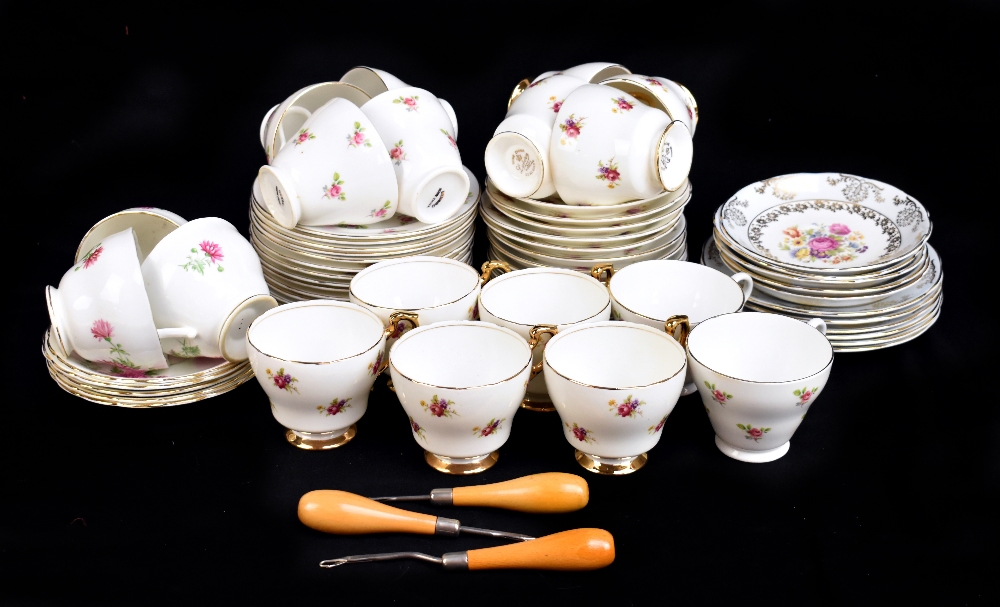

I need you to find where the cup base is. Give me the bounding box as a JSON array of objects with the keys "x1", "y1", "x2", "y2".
[
  {"x1": 520, "y1": 395, "x2": 555, "y2": 412},
  {"x1": 219, "y1": 294, "x2": 278, "y2": 363},
  {"x1": 575, "y1": 451, "x2": 648, "y2": 475},
  {"x1": 424, "y1": 450, "x2": 499, "y2": 475},
  {"x1": 715, "y1": 435, "x2": 790, "y2": 463},
  {"x1": 681, "y1": 381, "x2": 698, "y2": 396},
  {"x1": 284, "y1": 425, "x2": 357, "y2": 451}
]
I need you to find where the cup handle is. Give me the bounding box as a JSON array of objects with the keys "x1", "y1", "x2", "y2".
[
  {"x1": 527, "y1": 325, "x2": 559, "y2": 381},
  {"x1": 508, "y1": 78, "x2": 531, "y2": 110},
  {"x1": 157, "y1": 327, "x2": 198, "y2": 340},
  {"x1": 590, "y1": 263, "x2": 615, "y2": 286},
  {"x1": 807, "y1": 318, "x2": 827, "y2": 336},
  {"x1": 731, "y1": 272, "x2": 754, "y2": 304},
  {"x1": 276, "y1": 106, "x2": 312, "y2": 149},
  {"x1": 663, "y1": 315, "x2": 690, "y2": 348},
  {"x1": 480, "y1": 261, "x2": 511, "y2": 285},
  {"x1": 374, "y1": 312, "x2": 419, "y2": 378}
]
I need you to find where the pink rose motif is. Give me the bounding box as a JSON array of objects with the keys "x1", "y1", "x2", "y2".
[
  {"x1": 91, "y1": 319, "x2": 114, "y2": 341},
  {"x1": 389, "y1": 321, "x2": 406, "y2": 339},
  {"x1": 829, "y1": 223, "x2": 851, "y2": 235},
  {"x1": 390, "y1": 147, "x2": 403, "y2": 159},
  {"x1": 551, "y1": 101, "x2": 562, "y2": 112},
  {"x1": 200, "y1": 241, "x2": 224, "y2": 264},
  {"x1": 800, "y1": 390, "x2": 812, "y2": 403},
  {"x1": 645, "y1": 78, "x2": 663, "y2": 87},
  {"x1": 713, "y1": 389, "x2": 727, "y2": 404},
  {"x1": 297, "y1": 131, "x2": 310, "y2": 143},
  {"x1": 616, "y1": 97, "x2": 633, "y2": 111},
  {"x1": 352, "y1": 132, "x2": 366, "y2": 146},
  {"x1": 655, "y1": 418, "x2": 666, "y2": 432},
  {"x1": 327, "y1": 185, "x2": 342, "y2": 198},
  {"x1": 273, "y1": 374, "x2": 290, "y2": 389},
  {"x1": 410, "y1": 419, "x2": 421, "y2": 433},
  {"x1": 809, "y1": 236, "x2": 838, "y2": 251},
  {"x1": 372, "y1": 207, "x2": 387, "y2": 218},
  {"x1": 617, "y1": 403, "x2": 632, "y2": 417},
  {"x1": 403, "y1": 97, "x2": 416, "y2": 108},
  {"x1": 605, "y1": 169, "x2": 620, "y2": 182},
  {"x1": 748, "y1": 428, "x2": 763, "y2": 439},
  {"x1": 782, "y1": 227, "x2": 800, "y2": 238},
  {"x1": 325, "y1": 399, "x2": 349, "y2": 416},
  {"x1": 573, "y1": 426, "x2": 588, "y2": 441},
  {"x1": 564, "y1": 124, "x2": 580, "y2": 138}
]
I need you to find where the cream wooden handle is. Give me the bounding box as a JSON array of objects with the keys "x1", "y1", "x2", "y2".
[
  {"x1": 452, "y1": 472, "x2": 589, "y2": 513},
  {"x1": 298, "y1": 490, "x2": 437, "y2": 535},
  {"x1": 466, "y1": 528, "x2": 614, "y2": 571}
]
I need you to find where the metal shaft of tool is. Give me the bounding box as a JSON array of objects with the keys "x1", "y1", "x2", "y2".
[
  {"x1": 320, "y1": 551, "x2": 469, "y2": 571},
  {"x1": 434, "y1": 517, "x2": 534, "y2": 541},
  {"x1": 371, "y1": 488, "x2": 454, "y2": 506}
]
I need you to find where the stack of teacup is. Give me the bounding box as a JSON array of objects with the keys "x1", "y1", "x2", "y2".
[
  {"x1": 483, "y1": 62, "x2": 696, "y2": 272},
  {"x1": 252, "y1": 67, "x2": 476, "y2": 303},
  {"x1": 44, "y1": 209, "x2": 275, "y2": 407}
]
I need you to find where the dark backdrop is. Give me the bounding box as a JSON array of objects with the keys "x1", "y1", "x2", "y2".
[{"x1": 5, "y1": 2, "x2": 997, "y2": 605}]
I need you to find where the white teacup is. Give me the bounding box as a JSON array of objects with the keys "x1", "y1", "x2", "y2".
[
  {"x1": 389, "y1": 321, "x2": 534, "y2": 474},
  {"x1": 247, "y1": 301, "x2": 417, "y2": 450},
  {"x1": 262, "y1": 82, "x2": 372, "y2": 162},
  {"x1": 46, "y1": 228, "x2": 168, "y2": 372},
  {"x1": 258, "y1": 98, "x2": 399, "y2": 229},
  {"x1": 340, "y1": 67, "x2": 459, "y2": 137},
  {"x1": 599, "y1": 74, "x2": 698, "y2": 136},
  {"x1": 361, "y1": 87, "x2": 469, "y2": 223},
  {"x1": 76, "y1": 207, "x2": 187, "y2": 265},
  {"x1": 485, "y1": 75, "x2": 586, "y2": 199},
  {"x1": 478, "y1": 266, "x2": 611, "y2": 410},
  {"x1": 141, "y1": 217, "x2": 277, "y2": 361},
  {"x1": 595, "y1": 260, "x2": 753, "y2": 394},
  {"x1": 560, "y1": 62, "x2": 631, "y2": 83},
  {"x1": 542, "y1": 321, "x2": 687, "y2": 475},
  {"x1": 549, "y1": 84, "x2": 693, "y2": 205},
  {"x1": 687, "y1": 312, "x2": 833, "y2": 463}
]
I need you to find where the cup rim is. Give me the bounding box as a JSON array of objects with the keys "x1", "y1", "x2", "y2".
[
  {"x1": 75, "y1": 208, "x2": 184, "y2": 263},
  {"x1": 390, "y1": 320, "x2": 531, "y2": 390},
  {"x1": 687, "y1": 311, "x2": 834, "y2": 384},
  {"x1": 349, "y1": 256, "x2": 481, "y2": 311},
  {"x1": 246, "y1": 300, "x2": 385, "y2": 365},
  {"x1": 479, "y1": 267, "x2": 611, "y2": 327},
  {"x1": 608, "y1": 260, "x2": 745, "y2": 324},
  {"x1": 543, "y1": 320, "x2": 687, "y2": 390}
]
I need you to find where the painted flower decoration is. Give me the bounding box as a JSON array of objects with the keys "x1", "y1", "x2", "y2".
[
  {"x1": 393, "y1": 95, "x2": 419, "y2": 111},
  {"x1": 645, "y1": 78, "x2": 664, "y2": 88},
  {"x1": 737, "y1": 423, "x2": 770, "y2": 442},
  {"x1": 367, "y1": 350, "x2": 384, "y2": 376},
  {"x1": 473, "y1": 418, "x2": 504, "y2": 437},
  {"x1": 648, "y1": 414, "x2": 668, "y2": 434},
  {"x1": 179, "y1": 241, "x2": 225, "y2": 274},
  {"x1": 397, "y1": 214, "x2": 417, "y2": 225},
  {"x1": 370, "y1": 200, "x2": 393, "y2": 218},
  {"x1": 421, "y1": 394, "x2": 458, "y2": 418},
  {"x1": 337, "y1": 222, "x2": 367, "y2": 229},
  {"x1": 779, "y1": 223, "x2": 868, "y2": 264},
  {"x1": 91, "y1": 319, "x2": 114, "y2": 341},
  {"x1": 347, "y1": 122, "x2": 372, "y2": 148},
  {"x1": 558, "y1": 114, "x2": 586, "y2": 144},
  {"x1": 75, "y1": 244, "x2": 103, "y2": 271},
  {"x1": 409, "y1": 416, "x2": 426, "y2": 441},
  {"x1": 91, "y1": 319, "x2": 155, "y2": 376},
  {"x1": 267, "y1": 367, "x2": 299, "y2": 393},
  {"x1": 596, "y1": 158, "x2": 621, "y2": 188},
  {"x1": 794, "y1": 386, "x2": 819, "y2": 407},
  {"x1": 566, "y1": 422, "x2": 596, "y2": 444},
  {"x1": 388, "y1": 321, "x2": 408, "y2": 339},
  {"x1": 705, "y1": 381, "x2": 733, "y2": 406},
  {"x1": 322, "y1": 172, "x2": 346, "y2": 201},
  {"x1": 169, "y1": 338, "x2": 201, "y2": 358},
  {"x1": 389, "y1": 140, "x2": 407, "y2": 166},
  {"x1": 547, "y1": 96, "x2": 563, "y2": 113},
  {"x1": 611, "y1": 96, "x2": 634, "y2": 113},
  {"x1": 468, "y1": 301, "x2": 479, "y2": 320},
  {"x1": 608, "y1": 395, "x2": 644, "y2": 418},
  {"x1": 441, "y1": 129, "x2": 457, "y2": 149},
  {"x1": 294, "y1": 129, "x2": 315, "y2": 145},
  {"x1": 318, "y1": 397, "x2": 352, "y2": 416}
]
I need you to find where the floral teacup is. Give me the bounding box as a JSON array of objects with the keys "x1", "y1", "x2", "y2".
[
  {"x1": 687, "y1": 312, "x2": 833, "y2": 463},
  {"x1": 340, "y1": 67, "x2": 458, "y2": 137},
  {"x1": 76, "y1": 207, "x2": 187, "y2": 265},
  {"x1": 599, "y1": 74, "x2": 698, "y2": 136},
  {"x1": 247, "y1": 301, "x2": 417, "y2": 450},
  {"x1": 559, "y1": 62, "x2": 632, "y2": 83}
]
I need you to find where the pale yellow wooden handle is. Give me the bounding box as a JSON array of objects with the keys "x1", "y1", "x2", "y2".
[
  {"x1": 452, "y1": 472, "x2": 589, "y2": 513},
  {"x1": 298, "y1": 490, "x2": 437, "y2": 535},
  {"x1": 467, "y1": 528, "x2": 614, "y2": 571}
]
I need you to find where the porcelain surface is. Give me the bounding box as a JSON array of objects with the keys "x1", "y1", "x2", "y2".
[
  {"x1": 76, "y1": 207, "x2": 187, "y2": 264},
  {"x1": 599, "y1": 74, "x2": 697, "y2": 135},
  {"x1": 263, "y1": 82, "x2": 372, "y2": 162}
]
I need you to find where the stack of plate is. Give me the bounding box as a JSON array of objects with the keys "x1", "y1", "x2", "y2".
[
  {"x1": 42, "y1": 330, "x2": 253, "y2": 407},
  {"x1": 250, "y1": 167, "x2": 479, "y2": 303},
  {"x1": 703, "y1": 173, "x2": 942, "y2": 352},
  {"x1": 483, "y1": 178, "x2": 690, "y2": 273}
]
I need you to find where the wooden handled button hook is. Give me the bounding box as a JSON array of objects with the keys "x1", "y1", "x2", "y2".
[{"x1": 370, "y1": 472, "x2": 589, "y2": 513}]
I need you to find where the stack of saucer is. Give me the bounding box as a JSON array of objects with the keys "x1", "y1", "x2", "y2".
[
  {"x1": 42, "y1": 330, "x2": 253, "y2": 407},
  {"x1": 484, "y1": 178, "x2": 689, "y2": 272},
  {"x1": 703, "y1": 173, "x2": 942, "y2": 352},
  {"x1": 249, "y1": 168, "x2": 478, "y2": 304}
]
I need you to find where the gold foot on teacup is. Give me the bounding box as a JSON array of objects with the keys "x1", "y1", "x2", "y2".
[
  {"x1": 285, "y1": 425, "x2": 357, "y2": 451},
  {"x1": 574, "y1": 450, "x2": 648, "y2": 475},
  {"x1": 424, "y1": 450, "x2": 499, "y2": 474},
  {"x1": 520, "y1": 395, "x2": 555, "y2": 412}
]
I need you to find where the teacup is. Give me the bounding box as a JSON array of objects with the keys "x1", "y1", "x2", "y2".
[
  {"x1": 549, "y1": 84, "x2": 693, "y2": 205},
  {"x1": 593, "y1": 260, "x2": 753, "y2": 394},
  {"x1": 340, "y1": 67, "x2": 459, "y2": 137},
  {"x1": 389, "y1": 321, "x2": 534, "y2": 474},
  {"x1": 478, "y1": 266, "x2": 611, "y2": 410},
  {"x1": 560, "y1": 62, "x2": 632, "y2": 83},
  {"x1": 76, "y1": 207, "x2": 187, "y2": 264},
  {"x1": 262, "y1": 82, "x2": 372, "y2": 162},
  {"x1": 247, "y1": 301, "x2": 417, "y2": 450},
  {"x1": 258, "y1": 98, "x2": 399, "y2": 229},
  {"x1": 485, "y1": 75, "x2": 586, "y2": 199},
  {"x1": 141, "y1": 217, "x2": 277, "y2": 361},
  {"x1": 46, "y1": 228, "x2": 168, "y2": 372},
  {"x1": 599, "y1": 74, "x2": 698, "y2": 135},
  {"x1": 361, "y1": 87, "x2": 469, "y2": 223},
  {"x1": 687, "y1": 312, "x2": 832, "y2": 463},
  {"x1": 541, "y1": 321, "x2": 687, "y2": 475}
]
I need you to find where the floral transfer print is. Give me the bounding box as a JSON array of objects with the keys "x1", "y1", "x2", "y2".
[
  {"x1": 468, "y1": 301, "x2": 479, "y2": 320},
  {"x1": 441, "y1": 129, "x2": 457, "y2": 149},
  {"x1": 367, "y1": 350, "x2": 384, "y2": 376},
  {"x1": 75, "y1": 244, "x2": 103, "y2": 271},
  {"x1": 409, "y1": 416, "x2": 426, "y2": 441},
  {"x1": 558, "y1": 114, "x2": 586, "y2": 145},
  {"x1": 347, "y1": 122, "x2": 372, "y2": 148},
  {"x1": 473, "y1": 418, "x2": 504, "y2": 437},
  {"x1": 180, "y1": 241, "x2": 225, "y2": 274},
  {"x1": 611, "y1": 96, "x2": 634, "y2": 113},
  {"x1": 547, "y1": 96, "x2": 563, "y2": 113},
  {"x1": 337, "y1": 222, "x2": 367, "y2": 229},
  {"x1": 705, "y1": 381, "x2": 732, "y2": 406},
  {"x1": 778, "y1": 223, "x2": 868, "y2": 264},
  {"x1": 267, "y1": 368, "x2": 299, "y2": 393},
  {"x1": 322, "y1": 172, "x2": 346, "y2": 201},
  {"x1": 566, "y1": 422, "x2": 596, "y2": 444},
  {"x1": 648, "y1": 414, "x2": 668, "y2": 434},
  {"x1": 794, "y1": 386, "x2": 819, "y2": 407},
  {"x1": 397, "y1": 214, "x2": 417, "y2": 225},
  {"x1": 608, "y1": 395, "x2": 644, "y2": 418},
  {"x1": 610, "y1": 307, "x2": 622, "y2": 321},
  {"x1": 596, "y1": 158, "x2": 621, "y2": 189},
  {"x1": 91, "y1": 319, "x2": 157, "y2": 377},
  {"x1": 318, "y1": 397, "x2": 352, "y2": 416},
  {"x1": 393, "y1": 95, "x2": 419, "y2": 111},
  {"x1": 737, "y1": 423, "x2": 770, "y2": 442},
  {"x1": 645, "y1": 77, "x2": 664, "y2": 88},
  {"x1": 294, "y1": 129, "x2": 315, "y2": 146},
  {"x1": 421, "y1": 394, "x2": 458, "y2": 418},
  {"x1": 370, "y1": 201, "x2": 393, "y2": 219},
  {"x1": 389, "y1": 140, "x2": 407, "y2": 166},
  {"x1": 169, "y1": 338, "x2": 201, "y2": 358}
]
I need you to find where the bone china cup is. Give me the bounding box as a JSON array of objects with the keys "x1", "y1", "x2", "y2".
[
  {"x1": 560, "y1": 62, "x2": 632, "y2": 83},
  {"x1": 46, "y1": 228, "x2": 169, "y2": 371},
  {"x1": 141, "y1": 217, "x2": 277, "y2": 362},
  {"x1": 340, "y1": 67, "x2": 459, "y2": 137},
  {"x1": 687, "y1": 312, "x2": 833, "y2": 463},
  {"x1": 599, "y1": 74, "x2": 699, "y2": 135},
  {"x1": 542, "y1": 321, "x2": 687, "y2": 475},
  {"x1": 478, "y1": 267, "x2": 611, "y2": 410},
  {"x1": 389, "y1": 321, "x2": 533, "y2": 474},
  {"x1": 549, "y1": 84, "x2": 693, "y2": 205},
  {"x1": 258, "y1": 98, "x2": 399, "y2": 229},
  {"x1": 76, "y1": 207, "x2": 187, "y2": 265},
  {"x1": 247, "y1": 301, "x2": 417, "y2": 450},
  {"x1": 361, "y1": 87, "x2": 469, "y2": 223}
]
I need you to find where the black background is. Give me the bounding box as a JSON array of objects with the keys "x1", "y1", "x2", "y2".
[{"x1": 4, "y1": 2, "x2": 997, "y2": 605}]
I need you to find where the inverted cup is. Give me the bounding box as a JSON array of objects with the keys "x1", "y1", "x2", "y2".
[
  {"x1": 600, "y1": 74, "x2": 698, "y2": 136},
  {"x1": 76, "y1": 207, "x2": 187, "y2": 265}
]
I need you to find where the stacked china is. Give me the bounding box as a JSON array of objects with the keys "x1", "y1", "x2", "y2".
[
  {"x1": 252, "y1": 67, "x2": 475, "y2": 303},
  {"x1": 702, "y1": 173, "x2": 942, "y2": 352},
  {"x1": 482, "y1": 62, "x2": 697, "y2": 272}
]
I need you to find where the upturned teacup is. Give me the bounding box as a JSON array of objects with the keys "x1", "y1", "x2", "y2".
[
  {"x1": 389, "y1": 321, "x2": 533, "y2": 474},
  {"x1": 599, "y1": 74, "x2": 699, "y2": 136},
  {"x1": 247, "y1": 301, "x2": 418, "y2": 450},
  {"x1": 560, "y1": 62, "x2": 632, "y2": 83},
  {"x1": 258, "y1": 97, "x2": 399, "y2": 229},
  {"x1": 340, "y1": 67, "x2": 458, "y2": 137},
  {"x1": 478, "y1": 266, "x2": 611, "y2": 410},
  {"x1": 76, "y1": 207, "x2": 187, "y2": 265},
  {"x1": 261, "y1": 82, "x2": 372, "y2": 162},
  {"x1": 541, "y1": 321, "x2": 688, "y2": 475},
  {"x1": 687, "y1": 312, "x2": 833, "y2": 463}
]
